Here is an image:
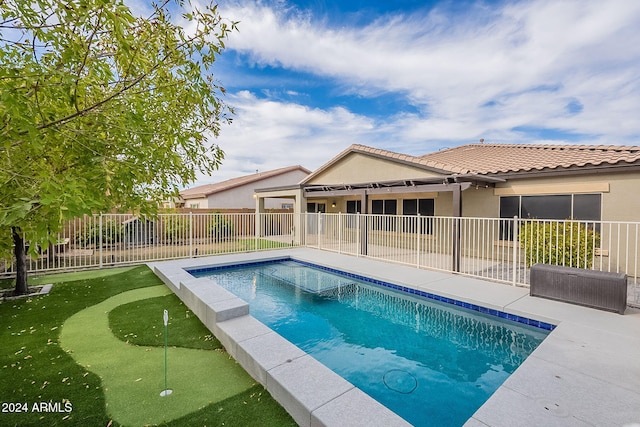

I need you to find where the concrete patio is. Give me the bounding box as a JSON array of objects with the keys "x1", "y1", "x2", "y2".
[{"x1": 149, "y1": 248, "x2": 640, "y2": 426}]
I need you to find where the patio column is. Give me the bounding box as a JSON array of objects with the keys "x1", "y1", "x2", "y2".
[
  {"x1": 294, "y1": 189, "x2": 305, "y2": 246},
  {"x1": 360, "y1": 190, "x2": 368, "y2": 256},
  {"x1": 255, "y1": 196, "x2": 265, "y2": 239}
]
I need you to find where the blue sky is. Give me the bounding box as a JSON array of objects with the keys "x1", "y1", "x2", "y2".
[{"x1": 174, "y1": 0, "x2": 640, "y2": 186}]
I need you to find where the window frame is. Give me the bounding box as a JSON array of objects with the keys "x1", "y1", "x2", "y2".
[
  {"x1": 402, "y1": 198, "x2": 435, "y2": 234},
  {"x1": 499, "y1": 193, "x2": 602, "y2": 240},
  {"x1": 371, "y1": 199, "x2": 397, "y2": 230}
]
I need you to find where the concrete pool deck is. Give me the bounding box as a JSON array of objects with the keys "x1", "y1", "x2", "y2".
[{"x1": 148, "y1": 248, "x2": 640, "y2": 426}]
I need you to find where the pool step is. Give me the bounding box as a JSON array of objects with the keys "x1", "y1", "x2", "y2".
[{"x1": 151, "y1": 264, "x2": 250, "y2": 328}]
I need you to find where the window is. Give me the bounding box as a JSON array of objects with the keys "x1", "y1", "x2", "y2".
[
  {"x1": 307, "y1": 202, "x2": 326, "y2": 213},
  {"x1": 499, "y1": 196, "x2": 519, "y2": 219},
  {"x1": 499, "y1": 196, "x2": 519, "y2": 240},
  {"x1": 189, "y1": 203, "x2": 199, "y2": 209},
  {"x1": 346, "y1": 200, "x2": 362, "y2": 228},
  {"x1": 522, "y1": 195, "x2": 571, "y2": 220},
  {"x1": 403, "y1": 199, "x2": 435, "y2": 233},
  {"x1": 573, "y1": 194, "x2": 601, "y2": 221},
  {"x1": 372, "y1": 199, "x2": 397, "y2": 215},
  {"x1": 371, "y1": 199, "x2": 397, "y2": 230},
  {"x1": 500, "y1": 194, "x2": 601, "y2": 220},
  {"x1": 499, "y1": 194, "x2": 602, "y2": 239},
  {"x1": 403, "y1": 199, "x2": 434, "y2": 216},
  {"x1": 346, "y1": 200, "x2": 362, "y2": 214}
]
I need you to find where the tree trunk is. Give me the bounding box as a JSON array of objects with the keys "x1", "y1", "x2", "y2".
[{"x1": 12, "y1": 227, "x2": 28, "y2": 295}]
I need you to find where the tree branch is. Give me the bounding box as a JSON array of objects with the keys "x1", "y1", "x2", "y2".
[
  {"x1": 35, "y1": 73, "x2": 145, "y2": 131},
  {"x1": 74, "y1": 7, "x2": 104, "y2": 113}
]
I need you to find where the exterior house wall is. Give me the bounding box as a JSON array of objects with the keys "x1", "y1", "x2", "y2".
[
  {"x1": 313, "y1": 191, "x2": 492, "y2": 217},
  {"x1": 305, "y1": 170, "x2": 640, "y2": 222},
  {"x1": 462, "y1": 187, "x2": 498, "y2": 217},
  {"x1": 300, "y1": 143, "x2": 640, "y2": 222},
  {"x1": 302, "y1": 149, "x2": 640, "y2": 223},
  {"x1": 325, "y1": 199, "x2": 338, "y2": 214},
  {"x1": 207, "y1": 185, "x2": 259, "y2": 209},
  {"x1": 184, "y1": 197, "x2": 210, "y2": 209},
  {"x1": 318, "y1": 192, "x2": 444, "y2": 215},
  {"x1": 434, "y1": 192, "x2": 452, "y2": 216},
  {"x1": 290, "y1": 144, "x2": 640, "y2": 278},
  {"x1": 604, "y1": 172, "x2": 640, "y2": 221},
  {"x1": 310, "y1": 190, "x2": 490, "y2": 217},
  {"x1": 306, "y1": 152, "x2": 444, "y2": 185},
  {"x1": 492, "y1": 171, "x2": 640, "y2": 222},
  {"x1": 190, "y1": 169, "x2": 308, "y2": 210},
  {"x1": 486, "y1": 171, "x2": 640, "y2": 277}
]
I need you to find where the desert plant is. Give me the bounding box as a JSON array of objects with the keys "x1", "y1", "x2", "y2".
[{"x1": 520, "y1": 220, "x2": 600, "y2": 268}]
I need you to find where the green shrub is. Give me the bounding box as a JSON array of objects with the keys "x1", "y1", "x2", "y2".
[
  {"x1": 74, "y1": 218, "x2": 123, "y2": 246},
  {"x1": 210, "y1": 214, "x2": 234, "y2": 240},
  {"x1": 520, "y1": 220, "x2": 600, "y2": 268},
  {"x1": 209, "y1": 214, "x2": 234, "y2": 240},
  {"x1": 162, "y1": 215, "x2": 191, "y2": 243}
]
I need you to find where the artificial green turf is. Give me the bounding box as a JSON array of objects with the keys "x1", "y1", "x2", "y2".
[
  {"x1": 61, "y1": 286, "x2": 256, "y2": 426},
  {"x1": 164, "y1": 384, "x2": 298, "y2": 427},
  {"x1": 0, "y1": 266, "x2": 296, "y2": 427},
  {"x1": 109, "y1": 294, "x2": 222, "y2": 350},
  {"x1": 0, "y1": 266, "x2": 139, "y2": 290}
]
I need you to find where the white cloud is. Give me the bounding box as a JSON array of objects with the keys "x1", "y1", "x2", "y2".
[
  {"x1": 188, "y1": 0, "x2": 640, "y2": 186},
  {"x1": 220, "y1": 0, "x2": 640, "y2": 129},
  {"x1": 194, "y1": 91, "x2": 381, "y2": 186}
]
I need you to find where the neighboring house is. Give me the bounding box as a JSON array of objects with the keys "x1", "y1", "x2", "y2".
[
  {"x1": 179, "y1": 165, "x2": 311, "y2": 210},
  {"x1": 255, "y1": 143, "x2": 640, "y2": 223}
]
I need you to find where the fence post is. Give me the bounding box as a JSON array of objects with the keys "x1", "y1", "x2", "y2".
[
  {"x1": 300, "y1": 213, "x2": 305, "y2": 247},
  {"x1": 338, "y1": 212, "x2": 342, "y2": 254},
  {"x1": 290, "y1": 213, "x2": 295, "y2": 246},
  {"x1": 417, "y1": 213, "x2": 421, "y2": 269},
  {"x1": 317, "y1": 212, "x2": 322, "y2": 249},
  {"x1": 99, "y1": 214, "x2": 103, "y2": 269},
  {"x1": 452, "y1": 217, "x2": 461, "y2": 273},
  {"x1": 356, "y1": 213, "x2": 361, "y2": 257},
  {"x1": 189, "y1": 212, "x2": 193, "y2": 257},
  {"x1": 360, "y1": 213, "x2": 368, "y2": 256},
  {"x1": 512, "y1": 216, "x2": 519, "y2": 286},
  {"x1": 254, "y1": 213, "x2": 259, "y2": 251}
]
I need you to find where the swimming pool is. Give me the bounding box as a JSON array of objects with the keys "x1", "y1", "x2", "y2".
[{"x1": 190, "y1": 258, "x2": 551, "y2": 426}]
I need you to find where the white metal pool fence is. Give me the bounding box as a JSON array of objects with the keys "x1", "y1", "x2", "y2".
[{"x1": 2, "y1": 212, "x2": 639, "y2": 305}]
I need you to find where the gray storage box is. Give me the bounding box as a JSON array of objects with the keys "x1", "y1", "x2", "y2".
[{"x1": 530, "y1": 264, "x2": 627, "y2": 314}]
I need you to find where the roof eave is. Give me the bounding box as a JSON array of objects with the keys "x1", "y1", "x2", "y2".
[
  {"x1": 181, "y1": 193, "x2": 208, "y2": 200},
  {"x1": 255, "y1": 184, "x2": 304, "y2": 193},
  {"x1": 300, "y1": 144, "x2": 459, "y2": 185}
]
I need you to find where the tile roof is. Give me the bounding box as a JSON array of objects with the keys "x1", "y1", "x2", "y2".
[
  {"x1": 419, "y1": 144, "x2": 640, "y2": 174},
  {"x1": 180, "y1": 165, "x2": 311, "y2": 199},
  {"x1": 331, "y1": 143, "x2": 640, "y2": 178}
]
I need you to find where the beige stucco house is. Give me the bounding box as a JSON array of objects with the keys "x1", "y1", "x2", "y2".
[
  {"x1": 180, "y1": 165, "x2": 310, "y2": 210},
  {"x1": 255, "y1": 143, "x2": 640, "y2": 222}
]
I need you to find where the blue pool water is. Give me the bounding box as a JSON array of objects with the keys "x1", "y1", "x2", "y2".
[{"x1": 190, "y1": 259, "x2": 551, "y2": 426}]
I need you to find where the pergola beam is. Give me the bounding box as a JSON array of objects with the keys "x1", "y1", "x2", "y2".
[{"x1": 303, "y1": 182, "x2": 473, "y2": 198}]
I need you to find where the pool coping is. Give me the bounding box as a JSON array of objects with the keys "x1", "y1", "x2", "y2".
[
  {"x1": 187, "y1": 257, "x2": 556, "y2": 332},
  {"x1": 148, "y1": 248, "x2": 640, "y2": 427}
]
